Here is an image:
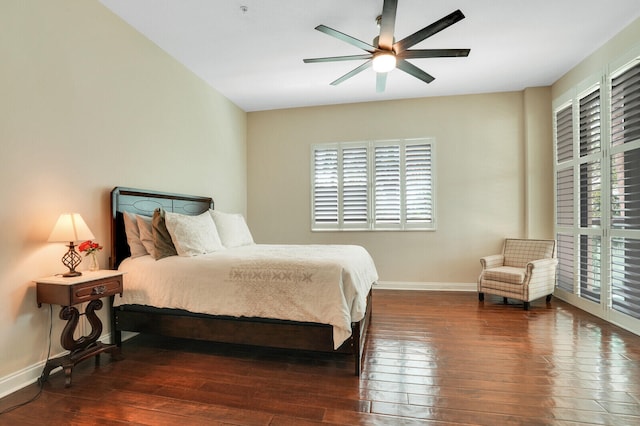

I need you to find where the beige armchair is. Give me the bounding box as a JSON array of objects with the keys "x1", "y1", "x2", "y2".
[{"x1": 478, "y1": 239, "x2": 557, "y2": 310}]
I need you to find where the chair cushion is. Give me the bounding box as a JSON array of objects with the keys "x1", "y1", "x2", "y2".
[
  {"x1": 503, "y1": 239, "x2": 554, "y2": 268},
  {"x1": 483, "y1": 266, "x2": 526, "y2": 285}
]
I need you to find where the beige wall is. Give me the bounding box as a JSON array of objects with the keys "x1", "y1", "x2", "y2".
[
  {"x1": 0, "y1": 0, "x2": 246, "y2": 392},
  {"x1": 247, "y1": 91, "x2": 554, "y2": 284}
]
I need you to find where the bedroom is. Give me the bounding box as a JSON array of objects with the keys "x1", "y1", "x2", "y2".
[{"x1": 1, "y1": 0, "x2": 640, "y2": 421}]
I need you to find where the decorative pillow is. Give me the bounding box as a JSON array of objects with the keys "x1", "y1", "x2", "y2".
[
  {"x1": 135, "y1": 214, "x2": 156, "y2": 259},
  {"x1": 123, "y1": 212, "x2": 148, "y2": 258},
  {"x1": 165, "y1": 211, "x2": 225, "y2": 256},
  {"x1": 209, "y1": 210, "x2": 254, "y2": 248},
  {"x1": 152, "y1": 208, "x2": 177, "y2": 260}
]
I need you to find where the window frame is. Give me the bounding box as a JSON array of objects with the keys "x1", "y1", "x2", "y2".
[{"x1": 311, "y1": 138, "x2": 436, "y2": 232}]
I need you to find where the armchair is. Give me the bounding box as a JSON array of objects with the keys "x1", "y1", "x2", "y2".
[{"x1": 478, "y1": 239, "x2": 557, "y2": 310}]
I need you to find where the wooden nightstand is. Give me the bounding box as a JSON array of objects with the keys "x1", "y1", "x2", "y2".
[{"x1": 36, "y1": 270, "x2": 123, "y2": 387}]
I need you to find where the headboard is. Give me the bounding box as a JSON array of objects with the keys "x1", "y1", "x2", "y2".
[{"x1": 110, "y1": 187, "x2": 214, "y2": 269}]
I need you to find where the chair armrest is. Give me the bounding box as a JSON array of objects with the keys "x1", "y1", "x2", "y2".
[
  {"x1": 480, "y1": 254, "x2": 504, "y2": 269},
  {"x1": 526, "y1": 258, "x2": 558, "y2": 275}
]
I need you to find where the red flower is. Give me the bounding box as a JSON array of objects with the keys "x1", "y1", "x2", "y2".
[{"x1": 79, "y1": 240, "x2": 103, "y2": 255}]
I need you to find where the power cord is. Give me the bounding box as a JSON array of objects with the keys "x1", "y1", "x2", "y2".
[{"x1": 0, "y1": 305, "x2": 53, "y2": 415}]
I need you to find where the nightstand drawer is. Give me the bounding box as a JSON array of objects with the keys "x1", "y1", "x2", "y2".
[
  {"x1": 72, "y1": 277, "x2": 122, "y2": 304},
  {"x1": 36, "y1": 271, "x2": 124, "y2": 307}
]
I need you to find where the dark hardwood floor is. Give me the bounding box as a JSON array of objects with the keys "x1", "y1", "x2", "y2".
[{"x1": 2, "y1": 290, "x2": 640, "y2": 425}]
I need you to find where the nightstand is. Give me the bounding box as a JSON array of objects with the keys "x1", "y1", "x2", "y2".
[{"x1": 36, "y1": 270, "x2": 123, "y2": 387}]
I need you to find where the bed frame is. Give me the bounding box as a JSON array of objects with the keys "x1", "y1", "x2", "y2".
[{"x1": 109, "y1": 187, "x2": 372, "y2": 375}]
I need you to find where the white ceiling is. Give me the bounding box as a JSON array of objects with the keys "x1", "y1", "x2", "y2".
[{"x1": 99, "y1": 0, "x2": 640, "y2": 112}]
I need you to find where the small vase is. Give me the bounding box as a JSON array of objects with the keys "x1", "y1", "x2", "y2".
[{"x1": 88, "y1": 253, "x2": 99, "y2": 271}]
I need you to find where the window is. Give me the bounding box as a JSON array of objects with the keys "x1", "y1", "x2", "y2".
[
  {"x1": 311, "y1": 138, "x2": 435, "y2": 231},
  {"x1": 553, "y1": 58, "x2": 640, "y2": 330}
]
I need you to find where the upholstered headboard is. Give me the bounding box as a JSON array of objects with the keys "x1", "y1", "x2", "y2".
[{"x1": 110, "y1": 187, "x2": 214, "y2": 269}]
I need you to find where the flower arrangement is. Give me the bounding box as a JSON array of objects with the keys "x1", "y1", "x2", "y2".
[{"x1": 79, "y1": 240, "x2": 103, "y2": 256}]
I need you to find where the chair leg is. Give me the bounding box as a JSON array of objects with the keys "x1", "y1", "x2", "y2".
[
  {"x1": 524, "y1": 302, "x2": 530, "y2": 311},
  {"x1": 478, "y1": 292, "x2": 484, "y2": 301},
  {"x1": 546, "y1": 294, "x2": 553, "y2": 303},
  {"x1": 503, "y1": 297, "x2": 508, "y2": 304}
]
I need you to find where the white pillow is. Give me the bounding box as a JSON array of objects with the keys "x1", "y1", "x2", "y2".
[
  {"x1": 165, "y1": 211, "x2": 225, "y2": 256},
  {"x1": 209, "y1": 210, "x2": 254, "y2": 248},
  {"x1": 135, "y1": 214, "x2": 156, "y2": 258},
  {"x1": 123, "y1": 212, "x2": 149, "y2": 258}
]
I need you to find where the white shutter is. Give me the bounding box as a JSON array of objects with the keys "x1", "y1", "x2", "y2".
[
  {"x1": 312, "y1": 148, "x2": 339, "y2": 226},
  {"x1": 374, "y1": 144, "x2": 401, "y2": 224},
  {"x1": 342, "y1": 146, "x2": 369, "y2": 225},
  {"x1": 577, "y1": 87, "x2": 602, "y2": 304},
  {"x1": 556, "y1": 105, "x2": 574, "y2": 163},
  {"x1": 556, "y1": 233, "x2": 575, "y2": 293},
  {"x1": 611, "y1": 62, "x2": 640, "y2": 148},
  {"x1": 405, "y1": 143, "x2": 433, "y2": 224},
  {"x1": 579, "y1": 235, "x2": 601, "y2": 303},
  {"x1": 611, "y1": 148, "x2": 640, "y2": 230},
  {"x1": 580, "y1": 160, "x2": 601, "y2": 228},
  {"x1": 556, "y1": 168, "x2": 574, "y2": 227},
  {"x1": 312, "y1": 139, "x2": 435, "y2": 231},
  {"x1": 610, "y1": 62, "x2": 640, "y2": 320},
  {"x1": 611, "y1": 237, "x2": 640, "y2": 319},
  {"x1": 579, "y1": 88, "x2": 601, "y2": 157}
]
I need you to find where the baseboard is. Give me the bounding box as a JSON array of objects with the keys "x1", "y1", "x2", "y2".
[
  {"x1": 0, "y1": 333, "x2": 114, "y2": 400},
  {"x1": 374, "y1": 281, "x2": 476, "y2": 291}
]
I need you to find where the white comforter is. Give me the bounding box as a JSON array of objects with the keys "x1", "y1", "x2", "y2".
[{"x1": 115, "y1": 244, "x2": 378, "y2": 348}]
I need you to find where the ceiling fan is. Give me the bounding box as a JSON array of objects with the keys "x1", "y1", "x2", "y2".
[{"x1": 303, "y1": 0, "x2": 470, "y2": 92}]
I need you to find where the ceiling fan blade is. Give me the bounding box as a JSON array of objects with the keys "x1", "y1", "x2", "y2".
[
  {"x1": 315, "y1": 25, "x2": 375, "y2": 53},
  {"x1": 376, "y1": 73, "x2": 387, "y2": 93},
  {"x1": 330, "y1": 61, "x2": 372, "y2": 86},
  {"x1": 393, "y1": 9, "x2": 465, "y2": 53},
  {"x1": 399, "y1": 49, "x2": 470, "y2": 59},
  {"x1": 397, "y1": 59, "x2": 435, "y2": 84},
  {"x1": 304, "y1": 54, "x2": 373, "y2": 63},
  {"x1": 378, "y1": 0, "x2": 398, "y2": 50}
]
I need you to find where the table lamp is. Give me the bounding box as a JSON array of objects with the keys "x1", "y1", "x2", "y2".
[{"x1": 48, "y1": 213, "x2": 95, "y2": 277}]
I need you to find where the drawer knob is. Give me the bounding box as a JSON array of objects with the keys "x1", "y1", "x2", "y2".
[{"x1": 92, "y1": 285, "x2": 107, "y2": 295}]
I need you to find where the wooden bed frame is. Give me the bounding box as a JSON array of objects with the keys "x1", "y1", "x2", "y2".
[{"x1": 109, "y1": 187, "x2": 372, "y2": 375}]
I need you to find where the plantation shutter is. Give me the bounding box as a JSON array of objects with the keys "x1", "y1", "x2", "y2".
[
  {"x1": 611, "y1": 237, "x2": 640, "y2": 319},
  {"x1": 555, "y1": 103, "x2": 575, "y2": 293},
  {"x1": 578, "y1": 87, "x2": 602, "y2": 303},
  {"x1": 580, "y1": 235, "x2": 601, "y2": 303},
  {"x1": 556, "y1": 168, "x2": 574, "y2": 227},
  {"x1": 312, "y1": 148, "x2": 339, "y2": 225},
  {"x1": 611, "y1": 62, "x2": 640, "y2": 148},
  {"x1": 579, "y1": 88, "x2": 601, "y2": 157},
  {"x1": 405, "y1": 143, "x2": 433, "y2": 224},
  {"x1": 556, "y1": 233, "x2": 575, "y2": 293},
  {"x1": 610, "y1": 62, "x2": 640, "y2": 319},
  {"x1": 556, "y1": 104, "x2": 574, "y2": 163},
  {"x1": 342, "y1": 146, "x2": 369, "y2": 224},
  {"x1": 374, "y1": 144, "x2": 401, "y2": 223}
]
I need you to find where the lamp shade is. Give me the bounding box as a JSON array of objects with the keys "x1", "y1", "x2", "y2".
[{"x1": 48, "y1": 213, "x2": 95, "y2": 243}]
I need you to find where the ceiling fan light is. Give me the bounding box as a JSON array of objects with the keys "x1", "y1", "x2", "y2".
[{"x1": 372, "y1": 53, "x2": 396, "y2": 73}]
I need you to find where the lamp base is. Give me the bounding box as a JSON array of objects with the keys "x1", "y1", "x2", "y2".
[{"x1": 61, "y1": 242, "x2": 83, "y2": 278}]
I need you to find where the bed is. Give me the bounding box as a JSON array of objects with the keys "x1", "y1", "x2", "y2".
[{"x1": 109, "y1": 187, "x2": 377, "y2": 375}]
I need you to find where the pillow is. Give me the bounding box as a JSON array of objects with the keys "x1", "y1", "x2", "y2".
[
  {"x1": 135, "y1": 214, "x2": 156, "y2": 259},
  {"x1": 164, "y1": 211, "x2": 225, "y2": 256},
  {"x1": 209, "y1": 210, "x2": 254, "y2": 248},
  {"x1": 123, "y1": 212, "x2": 148, "y2": 258},
  {"x1": 152, "y1": 208, "x2": 177, "y2": 260}
]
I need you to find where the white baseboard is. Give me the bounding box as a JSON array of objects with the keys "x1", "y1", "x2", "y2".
[
  {"x1": 0, "y1": 333, "x2": 113, "y2": 400},
  {"x1": 374, "y1": 281, "x2": 476, "y2": 291}
]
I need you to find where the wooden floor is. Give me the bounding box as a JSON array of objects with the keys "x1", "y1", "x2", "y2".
[{"x1": 2, "y1": 290, "x2": 640, "y2": 425}]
